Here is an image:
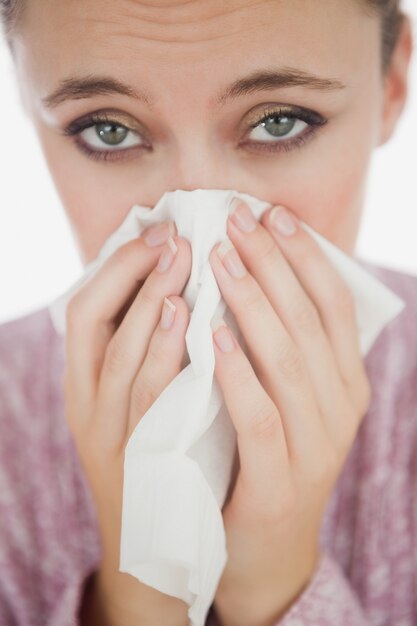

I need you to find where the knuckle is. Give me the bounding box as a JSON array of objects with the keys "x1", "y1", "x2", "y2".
[
  {"x1": 255, "y1": 239, "x2": 278, "y2": 268},
  {"x1": 241, "y1": 290, "x2": 264, "y2": 317},
  {"x1": 230, "y1": 362, "x2": 254, "y2": 391},
  {"x1": 103, "y1": 335, "x2": 133, "y2": 377},
  {"x1": 248, "y1": 403, "x2": 279, "y2": 440},
  {"x1": 276, "y1": 343, "x2": 304, "y2": 382},
  {"x1": 138, "y1": 284, "x2": 158, "y2": 309},
  {"x1": 146, "y1": 336, "x2": 171, "y2": 366},
  {"x1": 290, "y1": 299, "x2": 322, "y2": 335},
  {"x1": 130, "y1": 376, "x2": 157, "y2": 417}
]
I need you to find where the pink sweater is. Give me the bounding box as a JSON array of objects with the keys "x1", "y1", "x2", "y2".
[{"x1": 0, "y1": 257, "x2": 416, "y2": 626}]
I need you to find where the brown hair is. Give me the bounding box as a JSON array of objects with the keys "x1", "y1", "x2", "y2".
[
  {"x1": 0, "y1": 0, "x2": 405, "y2": 72},
  {"x1": 0, "y1": 0, "x2": 23, "y2": 43},
  {"x1": 365, "y1": 0, "x2": 405, "y2": 69}
]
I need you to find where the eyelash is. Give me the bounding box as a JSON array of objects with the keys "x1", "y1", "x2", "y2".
[
  {"x1": 243, "y1": 105, "x2": 327, "y2": 154},
  {"x1": 62, "y1": 106, "x2": 327, "y2": 163}
]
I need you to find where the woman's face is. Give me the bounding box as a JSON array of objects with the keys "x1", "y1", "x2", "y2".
[{"x1": 10, "y1": 0, "x2": 404, "y2": 263}]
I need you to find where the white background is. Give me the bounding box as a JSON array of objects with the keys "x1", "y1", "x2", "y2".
[{"x1": 0, "y1": 1, "x2": 416, "y2": 324}]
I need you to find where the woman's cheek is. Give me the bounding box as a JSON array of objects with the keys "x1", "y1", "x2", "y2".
[
  {"x1": 263, "y1": 138, "x2": 372, "y2": 254},
  {"x1": 292, "y1": 168, "x2": 368, "y2": 254},
  {"x1": 49, "y1": 166, "x2": 126, "y2": 264},
  {"x1": 295, "y1": 100, "x2": 379, "y2": 252},
  {"x1": 35, "y1": 131, "x2": 143, "y2": 264}
]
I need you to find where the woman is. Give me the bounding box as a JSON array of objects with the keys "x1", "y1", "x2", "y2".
[{"x1": 0, "y1": 1, "x2": 415, "y2": 625}]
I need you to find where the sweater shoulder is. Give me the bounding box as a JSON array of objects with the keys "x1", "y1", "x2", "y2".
[
  {"x1": 0, "y1": 306, "x2": 65, "y2": 424},
  {"x1": 0, "y1": 305, "x2": 63, "y2": 373},
  {"x1": 0, "y1": 305, "x2": 58, "y2": 363},
  {"x1": 0, "y1": 308, "x2": 101, "y2": 621}
]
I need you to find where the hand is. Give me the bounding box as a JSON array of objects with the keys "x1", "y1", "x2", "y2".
[
  {"x1": 208, "y1": 201, "x2": 372, "y2": 626},
  {"x1": 64, "y1": 221, "x2": 192, "y2": 626}
]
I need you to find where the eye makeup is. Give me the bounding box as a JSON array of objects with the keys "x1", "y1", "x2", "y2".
[{"x1": 61, "y1": 103, "x2": 328, "y2": 162}]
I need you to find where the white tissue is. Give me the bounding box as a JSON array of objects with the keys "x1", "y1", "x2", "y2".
[{"x1": 48, "y1": 189, "x2": 405, "y2": 626}]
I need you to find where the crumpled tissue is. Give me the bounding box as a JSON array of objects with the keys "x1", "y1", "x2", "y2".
[{"x1": 48, "y1": 189, "x2": 406, "y2": 626}]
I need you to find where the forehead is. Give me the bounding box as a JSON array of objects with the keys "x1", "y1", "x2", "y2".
[{"x1": 16, "y1": 0, "x2": 378, "y2": 112}]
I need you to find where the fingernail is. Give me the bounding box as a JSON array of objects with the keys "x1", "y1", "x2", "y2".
[
  {"x1": 270, "y1": 206, "x2": 297, "y2": 237},
  {"x1": 156, "y1": 237, "x2": 178, "y2": 272},
  {"x1": 143, "y1": 222, "x2": 176, "y2": 247},
  {"x1": 211, "y1": 316, "x2": 235, "y2": 353},
  {"x1": 160, "y1": 297, "x2": 176, "y2": 330},
  {"x1": 229, "y1": 199, "x2": 257, "y2": 233},
  {"x1": 217, "y1": 239, "x2": 247, "y2": 279}
]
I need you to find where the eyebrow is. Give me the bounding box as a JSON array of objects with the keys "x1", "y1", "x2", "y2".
[
  {"x1": 41, "y1": 68, "x2": 347, "y2": 109},
  {"x1": 42, "y1": 75, "x2": 153, "y2": 108}
]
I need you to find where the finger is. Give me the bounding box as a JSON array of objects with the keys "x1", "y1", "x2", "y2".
[
  {"x1": 65, "y1": 221, "x2": 176, "y2": 404},
  {"x1": 95, "y1": 236, "x2": 191, "y2": 444},
  {"x1": 126, "y1": 295, "x2": 190, "y2": 441},
  {"x1": 210, "y1": 316, "x2": 291, "y2": 511},
  {"x1": 209, "y1": 239, "x2": 326, "y2": 470},
  {"x1": 227, "y1": 202, "x2": 358, "y2": 448},
  {"x1": 262, "y1": 205, "x2": 371, "y2": 418}
]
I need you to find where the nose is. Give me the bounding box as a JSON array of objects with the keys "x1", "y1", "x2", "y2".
[
  {"x1": 165, "y1": 139, "x2": 230, "y2": 192},
  {"x1": 142, "y1": 132, "x2": 266, "y2": 208}
]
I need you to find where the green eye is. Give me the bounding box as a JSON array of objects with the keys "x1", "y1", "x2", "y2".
[
  {"x1": 260, "y1": 116, "x2": 297, "y2": 137},
  {"x1": 73, "y1": 120, "x2": 145, "y2": 152},
  {"x1": 95, "y1": 122, "x2": 130, "y2": 146},
  {"x1": 249, "y1": 114, "x2": 308, "y2": 143},
  {"x1": 245, "y1": 105, "x2": 327, "y2": 150}
]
